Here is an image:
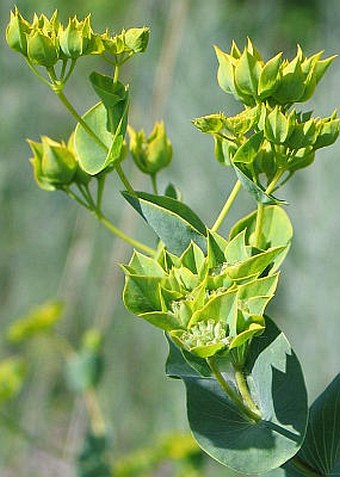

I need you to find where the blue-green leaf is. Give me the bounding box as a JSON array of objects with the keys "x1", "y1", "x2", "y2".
[
  {"x1": 233, "y1": 164, "x2": 287, "y2": 205},
  {"x1": 123, "y1": 191, "x2": 207, "y2": 255},
  {"x1": 167, "y1": 317, "x2": 308, "y2": 474}
]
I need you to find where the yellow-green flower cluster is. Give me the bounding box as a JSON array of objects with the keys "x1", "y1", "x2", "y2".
[
  {"x1": 28, "y1": 135, "x2": 91, "y2": 191},
  {"x1": 128, "y1": 121, "x2": 172, "y2": 176},
  {"x1": 123, "y1": 231, "x2": 284, "y2": 359},
  {"x1": 215, "y1": 39, "x2": 336, "y2": 107},
  {"x1": 6, "y1": 7, "x2": 149, "y2": 67}
]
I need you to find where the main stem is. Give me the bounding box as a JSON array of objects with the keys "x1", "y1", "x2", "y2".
[
  {"x1": 253, "y1": 168, "x2": 284, "y2": 249},
  {"x1": 206, "y1": 357, "x2": 261, "y2": 423},
  {"x1": 234, "y1": 368, "x2": 260, "y2": 418},
  {"x1": 211, "y1": 180, "x2": 242, "y2": 232},
  {"x1": 96, "y1": 213, "x2": 156, "y2": 256}
]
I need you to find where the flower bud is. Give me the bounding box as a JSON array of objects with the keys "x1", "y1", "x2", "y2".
[
  {"x1": 128, "y1": 121, "x2": 172, "y2": 175},
  {"x1": 28, "y1": 136, "x2": 77, "y2": 190},
  {"x1": 27, "y1": 29, "x2": 59, "y2": 67},
  {"x1": 6, "y1": 7, "x2": 31, "y2": 56},
  {"x1": 313, "y1": 116, "x2": 340, "y2": 149},
  {"x1": 264, "y1": 107, "x2": 291, "y2": 144},
  {"x1": 59, "y1": 15, "x2": 102, "y2": 59},
  {"x1": 124, "y1": 27, "x2": 150, "y2": 53}
]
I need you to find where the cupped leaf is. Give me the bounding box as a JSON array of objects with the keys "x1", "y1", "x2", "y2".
[
  {"x1": 233, "y1": 131, "x2": 264, "y2": 165},
  {"x1": 227, "y1": 246, "x2": 285, "y2": 280},
  {"x1": 180, "y1": 317, "x2": 308, "y2": 474},
  {"x1": 123, "y1": 274, "x2": 163, "y2": 314},
  {"x1": 230, "y1": 205, "x2": 293, "y2": 270},
  {"x1": 122, "y1": 191, "x2": 207, "y2": 255}
]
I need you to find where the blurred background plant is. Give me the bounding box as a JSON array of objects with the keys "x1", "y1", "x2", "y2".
[{"x1": 1, "y1": 0, "x2": 339, "y2": 476}]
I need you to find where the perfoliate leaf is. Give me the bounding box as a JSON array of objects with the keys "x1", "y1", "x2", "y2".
[
  {"x1": 229, "y1": 205, "x2": 293, "y2": 270},
  {"x1": 123, "y1": 191, "x2": 207, "y2": 256},
  {"x1": 73, "y1": 102, "x2": 114, "y2": 175},
  {"x1": 167, "y1": 317, "x2": 308, "y2": 474}
]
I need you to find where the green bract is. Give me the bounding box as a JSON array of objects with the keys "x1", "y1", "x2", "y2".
[
  {"x1": 123, "y1": 231, "x2": 284, "y2": 360},
  {"x1": 28, "y1": 136, "x2": 81, "y2": 190},
  {"x1": 58, "y1": 15, "x2": 103, "y2": 59},
  {"x1": 128, "y1": 121, "x2": 172, "y2": 176},
  {"x1": 194, "y1": 40, "x2": 339, "y2": 202}
]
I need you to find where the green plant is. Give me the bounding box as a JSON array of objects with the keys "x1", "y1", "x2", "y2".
[{"x1": 6, "y1": 8, "x2": 340, "y2": 476}]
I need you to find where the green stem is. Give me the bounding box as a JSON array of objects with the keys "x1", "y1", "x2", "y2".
[
  {"x1": 64, "y1": 187, "x2": 93, "y2": 211},
  {"x1": 151, "y1": 174, "x2": 158, "y2": 195},
  {"x1": 54, "y1": 89, "x2": 108, "y2": 151},
  {"x1": 96, "y1": 213, "x2": 156, "y2": 256},
  {"x1": 113, "y1": 64, "x2": 120, "y2": 83},
  {"x1": 234, "y1": 368, "x2": 261, "y2": 418},
  {"x1": 96, "y1": 175, "x2": 106, "y2": 211},
  {"x1": 115, "y1": 163, "x2": 135, "y2": 194},
  {"x1": 290, "y1": 456, "x2": 323, "y2": 477},
  {"x1": 266, "y1": 168, "x2": 284, "y2": 196},
  {"x1": 84, "y1": 388, "x2": 106, "y2": 436},
  {"x1": 253, "y1": 202, "x2": 264, "y2": 249},
  {"x1": 25, "y1": 59, "x2": 51, "y2": 87},
  {"x1": 211, "y1": 180, "x2": 242, "y2": 232},
  {"x1": 63, "y1": 59, "x2": 77, "y2": 85},
  {"x1": 206, "y1": 357, "x2": 261, "y2": 423}
]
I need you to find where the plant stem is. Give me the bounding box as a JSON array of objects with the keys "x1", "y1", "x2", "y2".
[
  {"x1": 234, "y1": 368, "x2": 260, "y2": 418},
  {"x1": 25, "y1": 59, "x2": 51, "y2": 87},
  {"x1": 151, "y1": 174, "x2": 158, "y2": 195},
  {"x1": 206, "y1": 357, "x2": 261, "y2": 423},
  {"x1": 266, "y1": 168, "x2": 284, "y2": 196},
  {"x1": 84, "y1": 388, "x2": 106, "y2": 436},
  {"x1": 253, "y1": 202, "x2": 264, "y2": 249},
  {"x1": 253, "y1": 168, "x2": 285, "y2": 248},
  {"x1": 290, "y1": 456, "x2": 323, "y2": 477},
  {"x1": 115, "y1": 163, "x2": 135, "y2": 194},
  {"x1": 211, "y1": 180, "x2": 242, "y2": 232},
  {"x1": 54, "y1": 89, "x2": 108, "y2": 151},
  {"x1": 96, "y1": 213, "x2": 156, "y2": 256}
]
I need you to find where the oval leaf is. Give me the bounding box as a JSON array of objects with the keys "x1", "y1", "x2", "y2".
[
  {"x1": 168, "y1": 317, "x2": 308, "y2": 474},
  {"x1": 74, "y1": 102, "x2": 112, "y2": 175}
]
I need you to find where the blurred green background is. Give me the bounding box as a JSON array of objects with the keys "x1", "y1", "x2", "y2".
[{"x1": 1, "y1": 0, "x2": 339, "y2": 475}]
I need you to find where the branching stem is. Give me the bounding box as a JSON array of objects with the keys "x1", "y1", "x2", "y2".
[
  {"x1": 96, "y1": 213, "x2": 156, "y2": 256},
  {"x1": 206, "y1": 357, "x2": 261, "y2": 423}
]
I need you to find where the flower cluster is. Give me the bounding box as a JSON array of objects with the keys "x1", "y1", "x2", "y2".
[
  {"x1": 194, "y1": 40, "x2": 339, "y2": 194},
  {"x1": 128, "y1": 121, "x2": 173, "y2": 176},
  {"x1": 28, "y1": 135, "x2": 91, "y2": 191},
  {"x1": 123, "y1": 231, "x2": 283, "y2": 360},
  {"x1": 214, "y1": 39, "x2": 336, "y2": 107},
  {"x1": 6, "y1": 7, "x2": 149, "y2": 68}
]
